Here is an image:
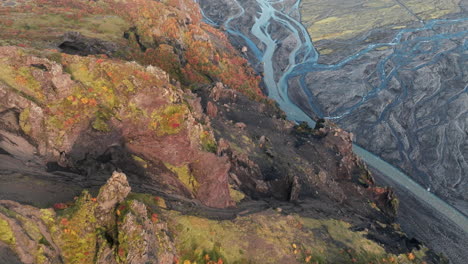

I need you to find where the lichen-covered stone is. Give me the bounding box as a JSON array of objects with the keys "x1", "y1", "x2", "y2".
[
  {"x1": 0, "y1": 201, "x2": 62, "y2": 264},
  {"x1": 117, "y1": 200, "x2": 159, "y2": 263},
  {"x1": 96, "y1": 171, "x2": 131, "y2": 227}
]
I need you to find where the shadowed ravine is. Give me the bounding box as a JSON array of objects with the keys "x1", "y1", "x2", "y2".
[{"x1": 197, "y1": 0, "x2": 468, "y2": 262}]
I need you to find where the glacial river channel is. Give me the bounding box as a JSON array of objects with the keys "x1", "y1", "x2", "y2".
[{"x1": 197, "y1": 0, "x2": 468, "y2": 233}]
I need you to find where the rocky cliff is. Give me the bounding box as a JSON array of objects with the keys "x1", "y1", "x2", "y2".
[{"x1": 0, "y1": 0, "x2": 444, "y2": 263}]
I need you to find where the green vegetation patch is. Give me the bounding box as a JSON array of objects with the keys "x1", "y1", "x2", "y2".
[
  {"x1": 0, "y1": 61, "x2": 44, "y2": 104},
  {"x1": 166, "y1": 210, "x2": 429, "y2": 264},
  {"x1": 200, "y1": 130, "x2": 217, "y2": 153},
  {"x1": 0, "y1": 217, "x2": 15, "y2": 245},
  {"x1": 0, "y1": 206, "x2": 49, "y2": 261},
  {"x1": 132, "y1": 155, "x2": 148, "y2": 169},
  {"x1": 19, "y1": 107, "x2": 32, "y2": 134},
  {"x1": 167, "y1": 211, "x2": 247, "y2": 263},
  {"x1": 1, "y1": 9, "x2": 129, "y2": 48},
  {"x1": 300, "y1": 0, "x2": 461, "y2": 42},
  {"x1": 165, "y1": 163, "x2": 199, "y2": 193},
  {"x1": 116, "y1": 200, "x2": 146, "y2": 262},
  {"x1": 55, "y1": 191, "x2": 98, "y2": 264},
  {"x1": 228, "y1": 185, "x2": 245, "y2": 203},
  {"x1": 149, "y1": 104, "x2": 187, "y2": 136}
]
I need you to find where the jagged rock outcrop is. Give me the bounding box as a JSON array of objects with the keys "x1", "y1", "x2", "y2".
[
  {"x1": 95, "y1": 171, "x2": 131, "y2": 228},
  {"x1": 0, "y1": 46, "x2": 235, "y2": 208},
  {"x1": 0, "y1": 171, "x2": 177, "y2": 264},
  {"x1": 0, "y1": 172, "x2": 431, "y2": 264},
  {"x1": 0, "y1": 200, "x2": 62, "y2": 264}
]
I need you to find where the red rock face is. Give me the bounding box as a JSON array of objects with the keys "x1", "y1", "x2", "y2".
[
  {"x1": 124, "y1": 128, "x2": 234, "y2": 208},
  {"x1": 0, "y1": 46, "x2": 235, "y2": 208},
  {"x1": 322, "y1": 126, "x2": 358, "y2": 180},
  {"x1": 190, "y1": 153, "x2": 234, "y2": 208},
  {"x1": 206, "y1": 101, "x2": 218, "y2": 117},
  {"x1": 124, "y1": 129, "x2": 196, "y2": 166},
  {"x1": 0, "y1": 0, "x2": 266, "y2": 207}
]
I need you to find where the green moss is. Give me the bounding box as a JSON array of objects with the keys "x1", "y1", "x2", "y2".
[
  {"x1": 121, "y1": 79, "x2": 135, "y2": 92},
  {"x1": 45, "y1": 59, "x2": 122, "y2": 134},
  {"x1": 126, "y1": 193, "x2": 166, "y2": 210},
  {"x1": 6, "y1": 12, "x2": 129, "y2": 45},
  {"x1": 35, "y1": 246, "x2": 47, "y2": 264},
  {"x1": 0, "y1": 218, "x2": 15, "y2": 245},
  {"x1": 390, "y1": 197, "x2": 400, "y2": 214},
  {"x1": 165, "y1": 210, "x2": 427, "y2": 264},
  {"x1": 46, "y1": 53, "x2": 63, "y2": 64},
  {"x1": 167, "y1": 211, "x2": 246, "y2": 263},
  {"x1": 114, "y1": 196, "x2": 172, "y2": 263},
  {"x1": 17, "y1": 66, "x2": 41, "y2": 88},
  {"x1": 92, "y1": 109, "x2": 113, "y2": 132},
  {"x1": 45, "y1": 115, "x2": 65, "y2": 131},
  {"x1": 182, "y1": 245, "x2": 229, "y2": 264},
  {"x1": 200, "y1": 131, "x2": 217, "y2": 153},
  {"x1": 131, "y1": 155, "x2": 148, "y2": 169},
  {"x1": 40, "y1": 209, "x2": 56, "y2": 227},
  {"x1": 150, "y1": 104, "x2": 187, "y2": 136},
  {"x1": 165, "y1": 163, "x2": 199, "y2": 193},
  {"x1": 116, "y1": 200, "x2": 146, "y2": 263},
  {"x1": 0, "y1": 63, "x2": 20, "y2": 89},
  {"x1": 19, "y1": 108, "x2": 32, "y2": 134},
  {"x1": 80, "y1": 15, "x2": 129, "y2": 38},
  {"x1": 21, "y1": 217, "x2": 42, "y2": 242},
  {"x1": 0, "y1": 206, "x2": 19, "y2": 219},
  {"x1": 66, "y1": 62, "x2": 98, "y2": 86},
  {"x1": 39, "y1": 236, "x2": 51, "y2": 247},
  {"x1": 7, "y1": 66, "x2": 46, "y2": 103},
  {"x1": 299, "y1": 217, "x2": 429, "y2": 263},
  {"x1": 56, "y1": 191, "x2": 98, "y2": 264},
  {"x1": 229, "y1": 185, "x2": 245, "y2": 203},
  {"x1": 0, "y1": 59, "x2": 44, "y2": 106},
  {"x1": 125, "y1": 102, "x2": 147, "y2": 120},
  {"x1": 92, "y1": 117, "x2": 110, "y2": 132}
]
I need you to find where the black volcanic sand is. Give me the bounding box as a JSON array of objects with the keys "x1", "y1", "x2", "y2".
[
  {"x1": 371, "y1": 167, "x2": 468, "y2": 264},
  {"x1": 298, "y1": 20, "x2": 468, "y2": 215}
]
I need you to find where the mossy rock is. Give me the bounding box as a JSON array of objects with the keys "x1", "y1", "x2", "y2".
[
  {"x1": 165, "y1": 163, "x2": 199, "y2": 193},
  {"x1": 55, "y1": 191, "x2": 99, "y2": 264},
  {"x1": 0, "y1": 217, "x2": 15, "y2": 245}
]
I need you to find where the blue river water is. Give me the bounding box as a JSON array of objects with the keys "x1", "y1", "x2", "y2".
[{"x1": 196, "y1": 0, "x2": 468, "y2": 232}]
